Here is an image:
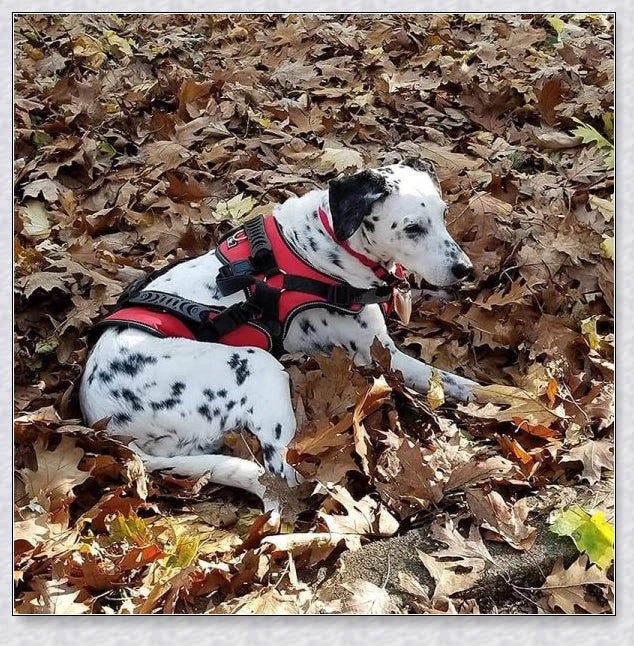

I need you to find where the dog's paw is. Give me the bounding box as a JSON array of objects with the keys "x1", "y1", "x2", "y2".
[
  {"x1": 280, "y1": 462, "x2": 304, "y2": 487},
  {"x1": 442, "y1": 375, "x2": 478, "y2": 402}
]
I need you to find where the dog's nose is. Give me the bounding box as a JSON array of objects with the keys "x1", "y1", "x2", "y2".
[{"x1": 451, "y1": 262, "x2": 474, "y2": 280}]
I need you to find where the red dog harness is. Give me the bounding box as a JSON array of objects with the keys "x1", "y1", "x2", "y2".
[{"x1": 94, "y1": 209, "x2": 407, "y2": 357}]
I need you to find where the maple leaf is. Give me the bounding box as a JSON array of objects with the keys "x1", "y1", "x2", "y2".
[
  {"x1": 342, "y1": 580, "x2": 401, "y2": 614},
  {"x1": 417, "y1": 518, "x2": 493, "y2": 600},
  {"x1": 560, "y1": 440, "x2": 614, "y2": 485},
  {"x1": 318, "y1": 484, "x2": 399, "y2": 537},
  {"x1": 466, "y1": 488, "x2": 536, "y2": 550},
  {"x1": 541, "y1": 555, "x2": 612, "y2": 614},
  {"x1": 19, "y1": 436, "x2": 91, "y2": 512},
  {"x1": 550, "y1": 506, "x2": 614, "y2": 570}
]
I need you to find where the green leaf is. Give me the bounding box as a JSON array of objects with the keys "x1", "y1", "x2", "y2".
[
  {"x1": 97, "y1": 140, "x2": 117, "y2": 156},
  {"x1": 571, "y1": 118, "x2": 613, "y2": 150},
  {"x1": 33, "y1": 130, "x2": 53, "y2": 147},
  {"x1": 571, "y1": 118, "x2": 614, "y2": 170},
  {"x1": 551, "y1": 506, "x2": 614, "y2": 569}
]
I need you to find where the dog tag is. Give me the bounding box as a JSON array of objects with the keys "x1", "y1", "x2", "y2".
[{"x1": 393, "y1": 285, "x2": 412, "y2": 325}]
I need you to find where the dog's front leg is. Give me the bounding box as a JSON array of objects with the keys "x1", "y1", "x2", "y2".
[
  {"x1": 377, "y1": 336, "x2": 476, "y2": 401},
  {"x1": 334, "y1": 306, "x2": 477, "y2": 402}
]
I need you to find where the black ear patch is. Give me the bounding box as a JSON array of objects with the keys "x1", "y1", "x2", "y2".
[{"x1": 328, "y1": 170, "x2": 389, "y2": 241}]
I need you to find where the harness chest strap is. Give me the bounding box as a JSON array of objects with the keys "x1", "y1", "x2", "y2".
[{"x1": 94, "y1": 213, "x2": 408, "y2": 355}]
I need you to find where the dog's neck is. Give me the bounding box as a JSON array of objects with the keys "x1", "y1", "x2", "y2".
[{"x1": 273, "y1": 189, "x2": 389, "y2": 289}]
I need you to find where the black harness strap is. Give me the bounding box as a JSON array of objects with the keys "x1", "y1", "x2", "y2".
[{"x1": 281, "y1": 275, "x2": 393, "y2": 306}]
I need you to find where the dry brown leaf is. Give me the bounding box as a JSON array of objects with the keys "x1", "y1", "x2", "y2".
[
  {"x1": 541, "y1": 555, "x2": 612, "y2": 614},
  {"x1": 19, "y1": 436, "x2": 91, "y2": 512}
]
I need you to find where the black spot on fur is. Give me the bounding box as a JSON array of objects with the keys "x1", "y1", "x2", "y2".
[
  {"x1": 228, "y1": 353, "x2": 250, "y2": 385},
  {"x1": 364, "y1": 219, "x2": 375, "y2": 233},
  {"x1": 350, "y1": 341, "x2": 357, "y2": 352},
  {"x1": 112, "y1": 412, "x2": 131, "y2": 425},
  {"x1": 262, "y1": 443, "x2": 276, "y2": 464},
  {"x1": 219, "y1": 415, "x2": 228, "y2": 427},
  {"x1": 150, "y1": 382, "x2": 184, "y2": 411},
  {"x1": 404, "y1": 223, "x2": 428, "y2": 240},
  {"x1": 87, "y1": 364, "x2": 98, "y2": 385},
  {"x1": 321, "y1": 319, "x2": 328, "y2": 327},
  {"x1": 217, "y1": 389, "x2": 227, "y2": 398},
  {"x1": 300, "y1": 319, "x2": 316, "y2": 335},
  {"x1": 359, "y1": 319, "x2": 368, "y2": 329},
  {"x1": 120, "y1": 388, "x2": 144, "y2": 411},
  {"x1": 274, "y1": 423, "x2": 282, "y2": 440},
  {"x1": 177, "y1": 437, "x2": 194, "y2": 451},
  {"x1": 98, "y1": 370, "x2": 113, "y2": 384},
  {"x1": 421, "y1": 201, "x2": 426, "y2": 207},
  {"x1": 226, "y1": 400, "x2": 236, "y2": 410},
  {"x1": 391, "y1": 222, "x2": 397, "y2": 229},
  {"x1": 308, "y1": 237, "x2": 318, "y2": 252},
  {"x1": 247, "y1": 349, "x2": 255, "y2": 354},
  {"x1": 110, "y1": 353, "x2": 157, "y2": 378},
  {"x1": 328, "y1": 251, "x2": 343, "y2": 268},
  {"x1": 213, "y1": 407, "x2": 221, "y2": 417},
  {"x1": 240, "y1": 396, "x2": 247, "y2": 405},
  {"x1": 203, "y1": 388, "x2": 215, "y2": 401},
  {"x1": 197, "y1": 404, "x2": 213, "y2": 421},
  {"x1": 147, "y1": 432, "x2": 171, "y2": 443}
]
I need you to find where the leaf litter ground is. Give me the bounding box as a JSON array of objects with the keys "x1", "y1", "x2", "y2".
[{"x1": 14, "y1": 14, "x2": 614, "y2": 614}]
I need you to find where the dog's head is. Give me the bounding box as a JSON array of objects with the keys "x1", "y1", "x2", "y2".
[{"x1": 328, "y1": 161, "x2": 473, "y2": 287}]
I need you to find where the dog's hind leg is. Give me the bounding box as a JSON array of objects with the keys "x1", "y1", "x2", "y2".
[{"x1": 130, "y1": 443, "x2": 279, "y2": 510}]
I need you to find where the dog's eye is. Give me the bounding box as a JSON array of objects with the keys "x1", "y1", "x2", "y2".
[{"x1": 404, "y1": 222, "x2": 428, "y2": 238}]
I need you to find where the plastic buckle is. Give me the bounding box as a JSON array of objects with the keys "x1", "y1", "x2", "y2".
[{"x1": 218, "y1": 259, "x2": 253, "y2": 279}]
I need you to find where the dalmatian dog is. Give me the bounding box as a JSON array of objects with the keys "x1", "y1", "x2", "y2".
[{"x1": 79, "y1": 162, "x2": 476, "y2": 509}]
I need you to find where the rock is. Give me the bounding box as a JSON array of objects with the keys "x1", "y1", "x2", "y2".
[{"x1": 314, "y1": 518, "x2": 579, "y2": 612}]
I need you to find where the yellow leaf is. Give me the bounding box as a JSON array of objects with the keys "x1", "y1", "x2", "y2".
[
  {"x1": 589, "y1": 195, "x2": 614, "y2": 221},
  {"x1": 23, "y1": 43, "x2": 44, "y2": 60},
  {"x1": 550, "y1": 506, "x2": 614, "y2": 569},
  {"x1": 72, "y1": 34, "x2": 107, "y2": 69},
  {"x1": 546, "y1": 16, "x2": 565, "y2": 34},
  {"x1": 103, "y1": 29, "x2": 134, "y2": 57},
  {"x1": 580, "y1": 316, "x2": 600, "y2": 350},
  {"x1": 319, "y1": 147, "x2": 364, "y2": 173},
  {"x1": 213, "y1": 193, "x2": 256, "y2": 222},
  {"x1": 247, "y1": 107, "x2": 271, "y2": 128},
  {"x1": 600, "y1": 236, "x2": 614, "y2": 260},
  {"x1": 427, "y1": 368, "x2": 445, "y2": 410}
]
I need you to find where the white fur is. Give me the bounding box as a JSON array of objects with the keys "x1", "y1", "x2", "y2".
[{"x1": 79, "y1": 165, "x2": 477, "y2": 508}]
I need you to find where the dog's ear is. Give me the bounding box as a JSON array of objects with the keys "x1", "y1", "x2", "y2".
[
  {"x1": 401, "y1": 157, "x2": 441, "y2": 191},
  {"x1": 328, "y1": 170, "x2": 389, "y2": 241}
]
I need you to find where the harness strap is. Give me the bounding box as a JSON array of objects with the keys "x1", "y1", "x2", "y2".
[
  {"x1": 282, "y1": 275, "x2": 393, "y2": 306},
  {"x1": 117, "y1": 289, "x2": 266, "y2": 344}
]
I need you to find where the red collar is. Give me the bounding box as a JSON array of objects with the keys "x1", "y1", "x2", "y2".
[{"x1": 317, "y1": 206, "x2": 397, "y2": 283}]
